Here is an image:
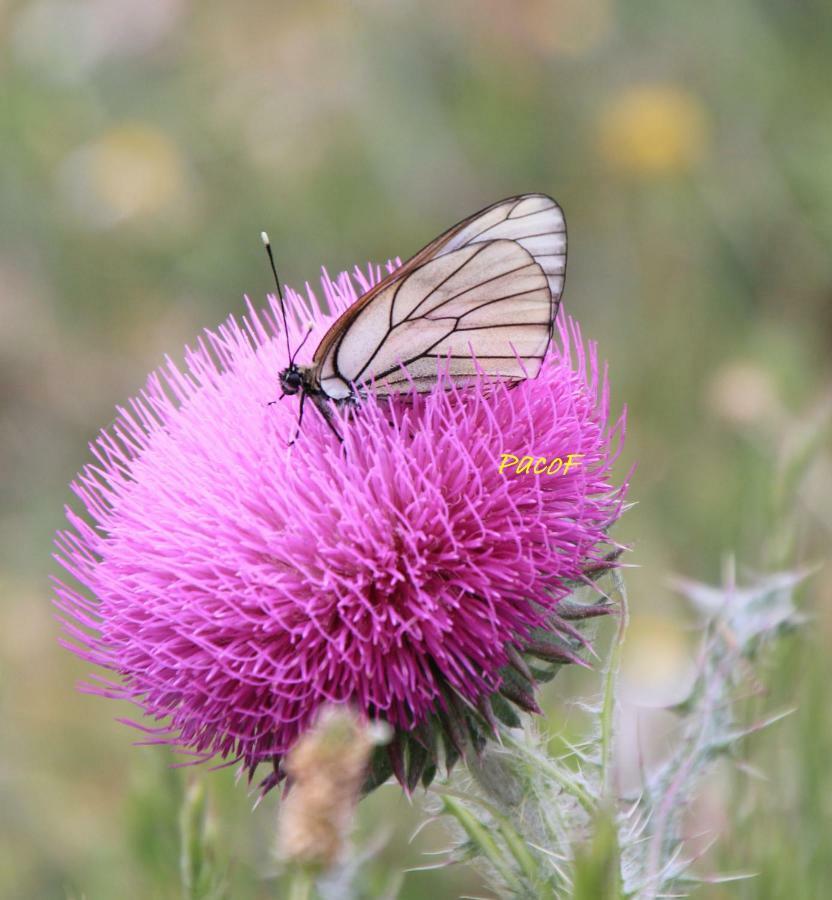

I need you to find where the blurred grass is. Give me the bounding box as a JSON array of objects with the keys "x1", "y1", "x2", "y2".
[{"x1": 1, "y1": 0, "x2": 831, "y2": 896}]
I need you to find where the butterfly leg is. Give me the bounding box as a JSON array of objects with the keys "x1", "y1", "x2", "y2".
[
  {"x1": 287, "y1": 391, "x2": 307, "y2": 445},
  {"x1": 286, "y1": 392, "x2": 343, "y2": 445},
  {"x1": 310, "y1": 393, "x2": 344, "y2": 443}
]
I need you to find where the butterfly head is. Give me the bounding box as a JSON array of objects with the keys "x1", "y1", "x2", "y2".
[{"x1": 279, "y1": 363, "x2": 305, "y2": 396}]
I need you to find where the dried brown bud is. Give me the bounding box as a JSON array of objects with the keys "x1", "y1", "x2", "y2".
[{"x1": 276, "y1": 705, "x2": 379, "y2": 870}]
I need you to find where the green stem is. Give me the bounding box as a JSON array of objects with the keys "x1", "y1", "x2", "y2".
[
  {"x1": 600, "y1": 570, "x2": 629, "y2": 797},
  {"x1": 287, "y1": 867, "x2": 315, "y2": 900}
]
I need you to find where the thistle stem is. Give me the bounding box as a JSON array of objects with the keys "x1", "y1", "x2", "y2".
[
  {"x1": 600, "y1": 570, "x2": 629, "y2": 796},
  {"x1": 287, "y1": 868, "x2": 315, "y2": 900}
]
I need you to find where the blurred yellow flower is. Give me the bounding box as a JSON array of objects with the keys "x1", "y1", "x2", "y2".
[
  {"x1": 57, "y1": 122, "x2": 188, "y2": 227},
  {"x1": 598, "y1": 85, "x2": 709, "y2": 175}
]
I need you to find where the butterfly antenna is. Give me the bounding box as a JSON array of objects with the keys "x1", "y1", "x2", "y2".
[
  {"x1": 261, "y1": 231, "x2": 292, "y2": 362},
  {"x1": 289, "y1": 323, "x2": 314, "y2": 366}
]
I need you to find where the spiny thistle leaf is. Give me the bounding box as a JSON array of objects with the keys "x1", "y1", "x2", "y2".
[{"x1": 430, "y1": 565, "x2": 807, "y2": 899}]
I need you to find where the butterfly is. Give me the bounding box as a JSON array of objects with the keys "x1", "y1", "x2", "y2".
[{"x1": 263, "y1": 193, "x2": 567, "y2": 441}]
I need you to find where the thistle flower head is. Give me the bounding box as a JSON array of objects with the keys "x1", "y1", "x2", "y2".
[{"x1": 54, "y1": 258, "x2": 627, "y2": 791}]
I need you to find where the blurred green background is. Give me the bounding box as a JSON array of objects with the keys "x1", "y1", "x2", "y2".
[{"x1": 2, "y1": 0, "x2": 831, "y2": 897}]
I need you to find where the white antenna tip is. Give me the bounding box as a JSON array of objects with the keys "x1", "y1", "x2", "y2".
[{"x1": 260, "y1": 231, "x2": 270, "y2": 247}]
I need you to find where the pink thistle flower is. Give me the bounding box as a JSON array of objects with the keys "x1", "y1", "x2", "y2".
[{"x1": 53, "y1": 259, "x2": 627, "y2": 793}]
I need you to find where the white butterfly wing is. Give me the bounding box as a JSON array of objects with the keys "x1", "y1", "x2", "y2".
[
  {"x1": 312, "y1": 194, "x2": 566, "y2": 399},
  {"x1": 435, "y1": 193, "x2": 566, "y2": 300}
]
